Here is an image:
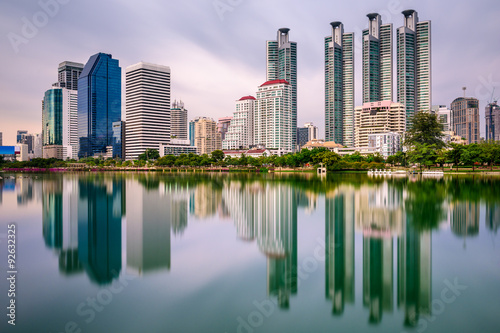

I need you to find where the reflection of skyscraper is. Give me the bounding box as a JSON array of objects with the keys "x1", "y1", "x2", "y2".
[
  {"x1": 193, "y1": 183, "x2": 221, "y2": 218},
  {"x1": 398, "y1": 215, "x2": 431, "y2": 327},
  {"x1": 363, "y1": 236, "x2": 393, "y2": 324},
  {"x1": 42, "y1": 177, "x2": 83, "y2": 275},
  {"x1": 325, "y1": 193, "x2": 354, "y2": 315},
  {"x1": 78, "y1": 177, "x2": 123, "y2": 284},
  {"x1": 450, "y1": 202, "x2": 479, "y2": 237},
  {"x1": 127, "y1": 179, "x2": 171, "y2": 274},
  {"x1": 255, "y1": 185, "x2": 298, "y2": 309},
  {"x1": 485, "y1": 203, "x2": 500, "y2": 234}
]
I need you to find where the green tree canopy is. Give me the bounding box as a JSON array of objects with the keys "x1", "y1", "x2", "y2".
[
  {"x1": 405, "y1": 111, "x2": 445, "y2": 148},
  {"x1": 138, "y1": 149, "x2": 160, "y2": 161}
]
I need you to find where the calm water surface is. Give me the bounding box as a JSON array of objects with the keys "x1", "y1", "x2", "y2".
[{"x1": 0, "y1": 172, "x2": 499, "y2": 333}]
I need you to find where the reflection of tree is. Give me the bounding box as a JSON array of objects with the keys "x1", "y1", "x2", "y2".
[{"x1": 404, "y1": 179, "x2": 446, "y2": 231}]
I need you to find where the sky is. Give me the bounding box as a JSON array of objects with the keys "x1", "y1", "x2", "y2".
[{"x1": 0, "y1": 0, "x2": 499, "y2": 145}]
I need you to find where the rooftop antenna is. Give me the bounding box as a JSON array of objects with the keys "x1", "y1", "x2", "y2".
[{"x1": 462, "y1": 87, "x2": 466, "y2": 98}]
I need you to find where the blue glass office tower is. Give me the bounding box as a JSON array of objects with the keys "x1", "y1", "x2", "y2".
[{"x1": 78, "y1": 53, "x2": 121, "y2": 159}]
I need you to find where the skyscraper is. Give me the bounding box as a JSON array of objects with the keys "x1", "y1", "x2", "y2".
[
  {"x1": 57, "y1": 61, "x2": 84, "y2": 90},
  {"x1": 193, "y1": 117, "x2": 222, "y2": 155},
  {"x1": 297, "y1": 122, "x2": 319, "y2": 150},
  {"x1": 0, "y1": 132, "x2": 2, "y2": 146},
  {"x1": 485, "y1": 101, "x2": 500, "y2": 141},
  {"x1": 362, "y1": 14, "x2": 393, "y2": 103},
  {"x1": 254, "y1": 80, "x2": 293, "y2": 152},
  {"x1": 267, "y1": 28, "x2": 297, "y2": 150},
  {"x1": 223, "y1": 96, "x2": 255, "y2": 150},
  {"x1": 451, "y1": 97, "x2": 480, "y2": 144},
  {"x1": 325, "y1": 22, "x2": 354, "y2": 146},
  {"x1": 189, "y1": 120, "x2": 195, "y2": 146},
  {"x1": 78, "y1": 53, "x2": 121, "y2": 159},
  {"x1": 170, "y1": 100, "x2": 188, "y2": 140},
  {"x1": 42, "y1": 87, "x2": 78, "y2": 160},
  {"x1": 125, "y1": 62, "x2": 170, "y2": 160},
  {"x1": 397, "y1": 10, "x2": 432, "y2": 127}
]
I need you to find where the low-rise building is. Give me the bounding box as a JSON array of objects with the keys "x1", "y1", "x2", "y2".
[
  {"x1": 368, "y1": 132, "x2": 401, "y2": 158},
  {"x1": 159, "y1": 140, "x2": 198, "y2": 156}
]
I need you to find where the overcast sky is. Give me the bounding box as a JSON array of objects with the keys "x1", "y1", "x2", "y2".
[{"x1": 1, "y1": 0, "x2": 499, "y2": 145}]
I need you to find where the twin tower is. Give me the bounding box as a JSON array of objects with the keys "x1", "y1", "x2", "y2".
[{"x1": 325, "y1": 10, "x2": 431, "y2": 146}]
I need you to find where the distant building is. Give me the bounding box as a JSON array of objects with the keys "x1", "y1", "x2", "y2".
[
  {"x1": 431, "y1": 105, "x2": 452, "y2": 132},
  {"x1": 112, "y1": 121, "x2": 125, "y2": 160},
  {"x1": 354, "y1": 101, "x2": 406, "y2": 148},
  {"x1": 78, "y1": 53, "x2": 121, "y2": 159},
  {"x1": 485, "y1": 101, "x2": 500, "y2": 141},
  {"x1": 217, "y1": 116, "x2": 233, "y2": 141},
  {"x1": 254, "y1": 80, "x2": 293, "y2": 153},
  {"x1": 194, "y1": 117, "x2": 221, "y2": 155},
  {"x1": 267, "y1": 28, "x2": 297, "y2": 150},
  {"x1": 42, "y1": 87, "x2": 78, "y2": 160},
  {"x1": 171, "y1": 100, "x2": 188, "y2": 140},
  {"x1": 188, "y1": 120, "x2": 195, "y2": 146},
  {"x1": 125, "y1": 62, "x2": 170, "y2": 160},
  {"x1": 0, "y1": 132, "x2": 2, "y2": 146},
  {"x1": 159, "y1": 140, "x2": 198, "y2": 156},
  {"x1": 56, "y1": 61, "x2": 84, "y2": 90},
  {"x1": 325, "y1": 22, "x2": 354, "y2": 146},
  {"x1": 17, "y1": 131, "x2": 35, "y2": 155},
  {"x1": 16, "y1": 144, "x2": 28, "y2": 162},
  {"x1": 368, "y1": 132, "x2": 401, "y2": 158},
  {"x1": 451, "y1": 97, "x2": 479, "y2": 144},
  {"x1": 223, "y1": 96, "x2": 255, "y2": 150},
  {"x1": 297, "y1": 122, "x2": 319, "y2": 150},
  {"x1": 33, "y1": 133, "x2": 43, "y2": 159},
  {"x1": 303, "y1": 139, "x2": 343, "y2": 152}
]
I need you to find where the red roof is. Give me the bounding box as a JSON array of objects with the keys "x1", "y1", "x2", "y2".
[
  {"x1": 239, "y1": 95, "x2": 256, "y2": 101},
  {"x1": 247, "y1": 149, "x2": 266, "y2": 154},
  {"x1": 260, "y1": 79, "x2": 289, "y2": 87}
]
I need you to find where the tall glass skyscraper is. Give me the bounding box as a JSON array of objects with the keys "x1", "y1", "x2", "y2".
[
  {"x1": 325, "y1": 22, "x2": 354, "y2": 146},
  {"x1": 78, "y1": 53, "x2": 121, "y2": 159},
  {"x1": 362, "y1": 14, "x2": 393, "y2": 104},
  {"x1": 266, "y1": 28, "x2": 297, "y2": 150},
  {"x1": 397, "y1": 10, "x2": 432, "y2": 128}
]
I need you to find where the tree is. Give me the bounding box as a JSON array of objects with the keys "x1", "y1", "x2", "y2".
[
  {"x1": 447, "y1": 143, "x2": 464, "y2": 171},
  {"x1": 406, "y1": 143, "x2": 438, "y2": 171},
  {"x1": 460, "y1": 143, "x2": 482, "y2": 171},
  {"x1": 138, "y1": 148, "x2": 160, "y2": 161},
  {"x1": 405, "y1": 111, "x2": 445, "y2": 148},
  {"x1": 211, "y1": 150, "x2": 225, "y2": 163}
]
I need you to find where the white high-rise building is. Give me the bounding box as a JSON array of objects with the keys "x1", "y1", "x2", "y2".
[
  {"x1": 254, "y1": 80, "x2": 293, "y2": 153},
  {"x1": 125, "y1": 62, "x2": 171, "y2": 160},
  {"x1": 223, "y1": 96, "x2": 255, "y2": 150}
]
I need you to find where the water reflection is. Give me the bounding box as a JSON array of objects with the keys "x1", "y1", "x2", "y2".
[
  {"x1": 78, "y1": 176, "x2": 124, "y2": 284},
  {"x1": 9, "y1": 171, "x2": 495, "y2": 321}
]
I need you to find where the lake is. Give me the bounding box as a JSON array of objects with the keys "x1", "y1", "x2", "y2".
[{"x1": 0, "y1": 172, "x2": 499, "y2": 333}]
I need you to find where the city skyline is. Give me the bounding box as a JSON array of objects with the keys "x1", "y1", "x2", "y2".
[{"x1": 0, "y1": 0, "x2": 499, "y2": 145}]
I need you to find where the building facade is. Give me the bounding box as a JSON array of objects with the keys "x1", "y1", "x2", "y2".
[
  {"x1": 431, "y1": 105, "x2": 452, "y2": 132},
  {"x1": 78, "y1": 53, "x2": 121, "y2": 159},
  {"x1": 42, "y1": 87, "x2": 78, "y2": 160},
  {"x1": 194, "y1": 117, "x2": 222, "y2": 155},
  {"x1": 397, "y1": 10, "x2": 431, "y2": 128},
  {"x1": 189, "y1": 120, "x2": 195, "y2": 147},
  {"x1": 223, "y1": 96, "x2": 255, "y2": 150},
  {"x1": 125, "y1": 62, "x2": 170, "y2": 160},
  {"x1": 297, "y1": 122, "x2": 319, "y2": 150},
  {"x1": 485, "y1": 101, "x2": 500, "y2": 141},
  {"x1": 451, "y1": 97, "x2": 479, "y2": 144},
  {"x1": 159, "y1": 140, "x2": 198, "y2": 156},
  {"x1": 362, "y1": 13, "x2": 393, "y2": 103},
  {"x1": 325, "y1": 22, "x2": 354, "y2": 146},
  {"x1": 254, "y1": 80, "x2": 293, "y2": 153},
  {"x1": 354, "y1": 101, "x2": 406, "y2": 148},
  {"x1": 56, "y1": 61, "x2": 84, "y2": 90},
  {"x1": 217, "y1": 116, "x2": 233, "y2": 141},
  {"x1": 267, "y1": 28, "x2": 297, "y2": 150},
  {"x1": 170, "y1": 100, "x2": 188, "y2": 140},
  {"x1": 368, "y1": 132, "x2": 401, "y2": 158}
]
